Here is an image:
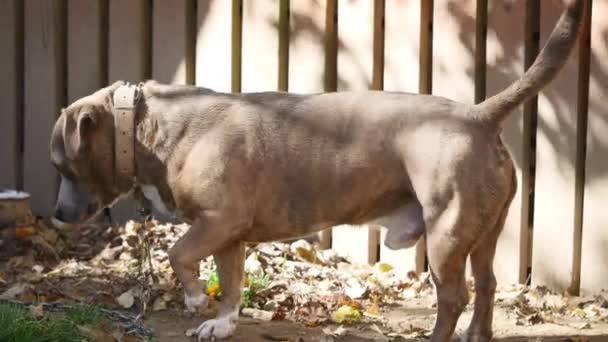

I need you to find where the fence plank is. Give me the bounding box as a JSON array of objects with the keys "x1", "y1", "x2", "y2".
[
  {"x1": 288, "y1": 0, "x2": 326, "y2": 93},
  {"x1": 415, "y1": 0, "x2": 434, "y2": 274},
  {"x1": 0, "y1": 0, "x2": 22, "y2": 190},
  {"x1": 329, "y1": 0, "x2": 379, "y2": 265},
  {"x1": 23, "y1": 0, "x2": 66, "y2": 216},
  {"x1": 152, "y1": 0, "x2": 192, "y2": 85},
  {"x1": 241, "y1": 0, "x2": 278, "y2": 92},
  {"x1": 278, "y1": 0, "x2": 289, "y2": 91},
  {"x1": 195, "y1": 0, "x2": 231, "y2": 92},
  {"x1": 108, "y1": 0, "x2": 150, "y2": 223},
  {"x1": 531, "y1": 1, "x2": 580, "y2": 292},
  {"x1": 378, "y1": 0, "x2": 421, "y2": 272},
  {"x1": 580, "y1": 0, "x2": 607, "y2": 295},
  {"x1": 67, "y1": 0, "x2": 105, "y2": 102},
  {"x1": 231, "y1": 0, "x2": 242, "y2": 93},
  {"x1": 487, "y1": 0, "x2": 529, "y2": 286}
]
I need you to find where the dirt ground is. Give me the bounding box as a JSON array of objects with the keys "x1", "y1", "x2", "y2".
[{"x1": 146, "y1": 300, "x2": 608, "y2": 342}]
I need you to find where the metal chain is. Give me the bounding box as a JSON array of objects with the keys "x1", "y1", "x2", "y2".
[{"x1": 133, "y1": 185, "x2": 156, "y2": 320}]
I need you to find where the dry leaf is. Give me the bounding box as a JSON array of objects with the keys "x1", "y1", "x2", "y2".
[
  {"x1": 15, "y1": 226, "x2": 36, "y2": 238},
  {"x1": 322, "y1": 326, "x2": 348, "y2": 337},
  {"x1": 242, "y1": 308, "x2": 275, "y2": 321},
  {"x1": 29, "y1": 303, "x2": 44, "y2": 319},
  {"x1": 331, "y1": 305, "x2": 362, "y2": 324},
  {"x1": 116, "y1": 290, "x2": 135, "y2": 309}
]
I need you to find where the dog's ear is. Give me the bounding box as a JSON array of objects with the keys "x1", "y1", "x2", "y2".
[{"x1": 63, "y1": 109, "x2": 98, "y2": 159}]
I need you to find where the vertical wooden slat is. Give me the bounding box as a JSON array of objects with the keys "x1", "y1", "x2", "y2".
[
  {"x1": 242, "y1": 0, "x2": 278, "y2": 92},
  {"x1": 520, "y1": 0, "x2": 540, "y2": 285},
  {"x1": 195, "y1": 0, "x2": 231, "y2": 92},
  {"x1": 278, "y1": 0, "x2": 289, "y2": 92},
  {"x1": 415, "y1": 0, "x2": 434, "y2": 273},
  {"x1": 0, "y1": 0, "x2": 23, "y2": 190},
  {"x1": 288, "y1": 0, "x2": 326, "y2": 93},
  {"x1": 231, "y1": 0, "x2": 242, "y2": 93},
  {"x1": 488, "y1": 0, "x2": 527, "y2": 286},
  {"x1": 108, "y1": 0, "x2": 150, "y2": 223},
  {"x1": 67, "y1": 0, "x2": 105, "y2": 103},
  {"x1": 474, "y1": 0, "x2": 487, "y2": 105},
  {"x1": 371, "y1": 0, "x2": 384, "y2": 91},
  {"x1": 317, "y1": 0, "x2": 339, "y2": 250},
  {"x1": 152, "y1": 0, "x2": 191, "y2": 84},
  {"x1": 531, "y1": 0, "x2": 579, "y2": 291},
  {"x1": 570, "y1": 0, "x2": 591, "y2": 296},
  {"x1": 379, "y1": 0, "x2": 420, "y2": 271},
  {"x1": 23, "y1": 0, "x2": 66, "y2": 216},
  {"x1": 324, "y1": 0, "x2": 337, "y2": 92},
  {"x1": 581, "y1": 0, "x2": 608, "y2": 295},
  {"x1": 419, "y1": 0, "x2": 433, "y2": 96}
]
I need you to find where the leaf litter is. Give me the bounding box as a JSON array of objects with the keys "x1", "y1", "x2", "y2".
[{"x1": 1, "y1": 218, "x2": 608, "y2": 340}]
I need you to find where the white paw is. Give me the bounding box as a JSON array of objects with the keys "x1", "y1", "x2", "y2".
[
  {"x1": 185, "y1": 293, "x2": 209, "y2": 312},
  {"x1": 196, "y1": 316, "x2": 237, "y2": 340},
  {"x1": 196, "y1": 305, "x2": 239, "y2": 340}
]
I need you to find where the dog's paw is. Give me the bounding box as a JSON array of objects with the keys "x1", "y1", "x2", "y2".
[
  {"x1": 185, "y1": 293, "x2": 209, "y2": 312},
  {"x1": 196, "y1": 316, "x2": 237, "y2": 340}
]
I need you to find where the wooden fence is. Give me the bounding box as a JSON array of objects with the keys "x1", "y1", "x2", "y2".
[{"x1": 1, "y1": 0, "x2": 606, "y2": 295}]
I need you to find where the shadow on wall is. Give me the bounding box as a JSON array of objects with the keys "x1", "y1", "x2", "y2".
[{"x1": 447, "y1": 0, "x2": 608, "y2": 183}]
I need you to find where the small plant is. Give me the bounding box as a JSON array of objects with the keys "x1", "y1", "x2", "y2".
[
  {"x1": 205, "y1": 269, "x2": 272, "y2": 308},
  {"x1": 242, "y1": 272, "x2": 272, "y2": 308}
]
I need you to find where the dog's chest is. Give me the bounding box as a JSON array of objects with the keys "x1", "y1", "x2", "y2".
[{"x1": 141, "y1": 185, "x2": 173, "y2": 217}]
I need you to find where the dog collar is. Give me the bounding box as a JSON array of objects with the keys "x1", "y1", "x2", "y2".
[{"x1": 112, "y1": 83, "x2": 142, "y2": 187}]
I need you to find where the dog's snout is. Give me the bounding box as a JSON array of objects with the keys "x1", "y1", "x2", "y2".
[{"x1": 53, "y1": 207, "x2": 64, "y2": 221}]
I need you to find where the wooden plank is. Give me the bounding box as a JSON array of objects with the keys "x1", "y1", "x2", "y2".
[
  {"x1": 329, "y1": 0, "x2": 378, "y2": 265},
  {"x1": 415, "y1": 0, "x2": 434, "y2": 274},
  {"x1": 195, "y1": 0, "x2": 231, "y2": 92},
  {"x1": 278, "y1": 0, "x2": 289, "y2": 91},
  {"x1": 474, "y1": 0, "x2": 487, "y2": 105},
  {"x1": 580, "y1": 0, "x2": 607, "y2": 295},
  {"x1": 288, "y1": 0, "x2": 326, "y2": 93},
  {"x1": 23, "y1": 0, "x2": 66, "y2": 216},
  {"x1": 487, "y1": 0, "x2": 529, "y2": 286},
  {"x1": 570, "y1": 0, "x2": 590, "y2": 295},
  {"x1": 371, "y1": 0, "x2": 384, "y2": 91},
  {"x1": 241, "y1": 0, "x2": 278, "y2": 92},
  {"x1": 332, "y1": 225, "x2": 378, "y2": 265},
  {"x1": 152, "y1": 0, "x2": 192, "y2": 84},
  {"x1": 67, "y1": 0, "x2": 105, "y2": 102},
  {"x1": 530, "y1": 0, "x2": 580, "y2": 292},
  {"x1": 336, "y1": 0, "x2": 372, "y2": 91},
  {"x1": 0, "y1": 0, "x2": 22, "y2": 190},
  {"x1": 231, "y1": 0, "x2": 242, "y2": 93},
  {"x1": 108, "y1": 0, "x2": 150, "y2": 223},
  {"x1": 378, "y1": 0, "x2": 421, "y2": 272},
  {"x1": 383, "y1": 0, "x2": 419, "y2": 93},
  {"x1": 324, "y1": 0, "x2": 337, "y2": 92}
]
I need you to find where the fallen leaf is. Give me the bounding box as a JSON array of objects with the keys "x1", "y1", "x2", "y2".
[
  {"x1": 370, "y1": 323, "x2": 384, "y2": 335},
  {"x1": 374, "y1": 262, "x2": 393, "y2": 273},
  {"x1": 322, "y1": 326, "x2": 348, "y2": 337},
  {"x1": 29, "y1": 303, "x2": 44, "y2": 319},
  {"x1": 331, "y1": 305, "x2": 362, "y2": 324},
  {"x1": 152, "y1": 296, "x2": 167, "y2": 311},
  {"x1": 15, "y1": 226, "x2": 36, "y2": 238},
  {"x1": 0, "y1": 283, "x2": 29, "y2": 300},
  {"x1": 116, "y1": 290, "x2": 135, "y2": 309},
  {"x1": 185, "y1": 328, "x2": 197, "y2": 337},
  {"x1": 242, "y1": 308, "x2": 275, "y2": 321}
]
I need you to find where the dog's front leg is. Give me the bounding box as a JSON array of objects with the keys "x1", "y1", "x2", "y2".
[{"x1": 196, "y1": 241, "x2": 245, "y2": 340}]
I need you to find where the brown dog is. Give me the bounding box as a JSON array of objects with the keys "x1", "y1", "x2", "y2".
[{"x1": 50, "y1": 1, "x2": 584, "y2": 340}]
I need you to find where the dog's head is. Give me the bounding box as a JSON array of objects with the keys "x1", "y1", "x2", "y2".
[{"x1": 50, "y1": 81, "x2": 129, "y2": 223}]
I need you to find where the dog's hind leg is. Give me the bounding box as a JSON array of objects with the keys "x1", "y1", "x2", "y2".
[{"x1": 464, "y1": 172, "x2": 516, "y2": 342}]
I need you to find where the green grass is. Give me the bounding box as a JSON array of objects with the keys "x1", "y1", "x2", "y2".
[{"x1": 0, "y1": 303, "x2": 107, "y2": 342}]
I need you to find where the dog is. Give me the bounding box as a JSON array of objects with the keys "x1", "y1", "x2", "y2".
[{"x1": 49, "y1": 1, "x2": 584, "y2": 340}]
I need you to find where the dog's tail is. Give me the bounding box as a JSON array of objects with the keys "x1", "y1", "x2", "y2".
[{"x1": 474, "y1": 0, "x2": 586, "y2": 124}]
